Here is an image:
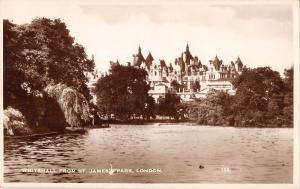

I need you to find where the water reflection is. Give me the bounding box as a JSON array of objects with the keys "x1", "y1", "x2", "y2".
[{"x1": 4, "y1": 124, "x2": 293, "y2": 183}]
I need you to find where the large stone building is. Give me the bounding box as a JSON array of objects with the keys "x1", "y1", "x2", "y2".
[
  {"x1": 86, "y1": 44, "x2": 245, "y2": 104},
  {"x1": 132, "y1": 44, "x2": 244, "y2": 102}
]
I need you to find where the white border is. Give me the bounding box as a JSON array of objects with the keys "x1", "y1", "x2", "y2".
[{"x1": 1, "y1": 0, "x2": 299, "y2": 188}]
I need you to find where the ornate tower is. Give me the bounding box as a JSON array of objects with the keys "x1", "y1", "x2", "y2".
[
  {"x1": 235, "y1": 56, "x2": 243, "y2": 72},
  {"x1": 133, "y1": 45, "x2": 145, "y2": 67}
]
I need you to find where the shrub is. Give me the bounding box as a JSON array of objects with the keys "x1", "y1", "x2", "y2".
[{"x1": 3, "y1": 107, "x2": 33, "y2": 136}]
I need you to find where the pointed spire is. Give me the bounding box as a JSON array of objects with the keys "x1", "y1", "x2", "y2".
[
  {"x1": 236, "y1": 56, "x2": 242, "y2": 64},
  {"x1": 235, "y1": 56, "x2": 243, "y2": 72},
  {"x1": 145, "y1": 51, "x2": 154, "y2": 69},
  {"x1": 146, "y1": 51, "x2": 154, "y2": 62},
  {"x1": 134, "y1": 44, "x2": 145, "y2": 66},
  {"x1": 186, "y1": 42, "x2": 189, "y2": 52}
]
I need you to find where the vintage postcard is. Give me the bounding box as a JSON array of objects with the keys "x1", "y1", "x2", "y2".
[{"x1": 1, "y1": 0, "x2": 299, "y2": 188}]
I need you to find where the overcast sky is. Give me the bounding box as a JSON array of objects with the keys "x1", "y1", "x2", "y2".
[{"x1": 2, "y1": 0, "x2": 296, "y2": 74}]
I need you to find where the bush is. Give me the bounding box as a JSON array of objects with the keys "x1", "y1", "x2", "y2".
[{"x1": 4, "y1": 107, "x2": 33, "y2": 136}]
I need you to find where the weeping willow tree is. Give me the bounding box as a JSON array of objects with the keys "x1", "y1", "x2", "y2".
[{"x1": 45, "y1": 83, "x2": 90, "y2": 127}]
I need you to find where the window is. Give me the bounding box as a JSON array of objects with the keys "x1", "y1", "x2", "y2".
[{"x1": 155, "y1": 71, "x2": 157, "y2": 76}]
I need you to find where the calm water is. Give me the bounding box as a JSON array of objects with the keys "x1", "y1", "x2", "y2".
[{"x1": 4, "y1": 124, "x2": 293, "y2": 183}]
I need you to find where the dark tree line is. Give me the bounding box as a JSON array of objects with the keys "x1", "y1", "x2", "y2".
[{"x1": 4, "y1": 18, "x2": 94, "y2": 131}]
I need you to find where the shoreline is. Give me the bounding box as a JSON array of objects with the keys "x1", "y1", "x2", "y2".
[
  {"x1": 103, "y1": 119, "x2": 293, "y2": 128},
  {"x1": 109, "y1": 122, "x2": 293, "y2": 129},
  {"x1": 101, "y1": 119, "x2": 192, "y2": 125},
  {"x1": 4, "y1": 120, "x2": 293, "y2": 138}
]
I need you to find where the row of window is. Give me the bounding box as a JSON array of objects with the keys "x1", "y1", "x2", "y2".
[{"x1": 209, "y1": 74, "x2": 216, "y2": 79}]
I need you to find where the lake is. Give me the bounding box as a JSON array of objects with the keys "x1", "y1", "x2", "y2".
[{"x1": 4, "y1": 124, "x2": 293, "y2": 183}]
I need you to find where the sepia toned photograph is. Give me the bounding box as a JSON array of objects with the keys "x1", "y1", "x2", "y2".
[{"x1": 1, "y1": 0, "x2": 299, "y2": 188}]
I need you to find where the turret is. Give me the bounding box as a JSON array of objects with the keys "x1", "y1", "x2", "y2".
[
  {"x1": 133, "y1": 45, "x2": 145, "y2": 67},
  {"x1": 235, "y1": 56, "x2": 243, "y2": 72},
  {"x1": 209, "y1": 55, "x2": 223, "y2": 71}
]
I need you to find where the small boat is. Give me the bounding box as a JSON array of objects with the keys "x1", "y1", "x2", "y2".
[
  {"x1": 90, "y1": 123, "x2": 110, "y2": 129},
  {"x1": 64, "y1": 127, "x2": 86, "y2": 134}
]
